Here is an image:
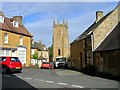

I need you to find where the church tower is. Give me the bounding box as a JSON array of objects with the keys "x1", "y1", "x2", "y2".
[{"x1": 52, "y1": 19, "x2": 69, "y2": 61}]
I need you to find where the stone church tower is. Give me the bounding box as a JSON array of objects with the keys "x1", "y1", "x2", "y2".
[{"x1": 52, "y1": 19, "x2": 69, "y2": 61}]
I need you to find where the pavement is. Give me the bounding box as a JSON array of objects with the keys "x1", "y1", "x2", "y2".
[{"x1": 54, "y1": 69, "x2": 84, "y2": 76}]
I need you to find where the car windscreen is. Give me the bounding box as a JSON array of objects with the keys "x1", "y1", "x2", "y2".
[
  {"x1": 42, "y1": 62, "x2": 49, "y2": 64},
  {"x1": 10, "y1": 57, "x2": 20, "y2": 62},
  {"x1": 56, "y1": 58, "x2": 66, "y2": 62},
  {"x1": 0, "y1": 57, "x2": 6, "y2": 62}
]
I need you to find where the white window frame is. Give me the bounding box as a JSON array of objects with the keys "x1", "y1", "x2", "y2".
[
  {"x1": 20, "y1": 36, "x2": 23, "y2": 45},
  {"x1": 0, "y1": 50, "x2": 10, "y2": 56},
  {"x1": 0, "y1": 16, "x2": 4, "y2": 23},
  {"x1": 4, "y1": 33, "x2": 8, "y2": 44},
  {"x1": 6, "y1": 50, "x2": 10, "y2": 56},
  {"x1": 13, "y1": 21, "x2": 18, "y2": 27},
  {"x1": 0, "y1": 50, "x2": 5, "y2": 56}
]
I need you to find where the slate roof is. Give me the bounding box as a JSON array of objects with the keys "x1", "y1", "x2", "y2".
[
  {"x1": 0, "y1": 12, "x2": 32, "y2": 37},
  {"x1": 31, "y1": 42, "x2": 46, "y2": 51},
  {"x1": 70, "y1": 8, "x2": 114, "y2": 45},
  {"x1": 94, "y1": 22, "x2": 120, "y2": 51}
]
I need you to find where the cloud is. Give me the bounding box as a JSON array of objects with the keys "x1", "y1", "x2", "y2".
[{"x1": 1, "y1": 2, "x2": 118, "y2": 47}]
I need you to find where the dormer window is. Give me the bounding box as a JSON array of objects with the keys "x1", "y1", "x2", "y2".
[
  {"x1": 13, "y1": 21, "x2": 18, "y2": 27},
  {"x1": 20, "y1": 36, "x2": 23, "y2": 45},
  {"x1": 0, "y1": 16, "x2": 4, "y2": 23}
]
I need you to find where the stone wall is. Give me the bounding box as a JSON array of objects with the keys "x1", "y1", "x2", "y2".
[
  {"x1": 94, "y1": 50, "x2": 120, "y2": 77},
  {"x1": 93, "y1": 5, "x2": 119, "y2": 50},
  {"x1": 0, "y1": 30, "x2": 31, "y2": 67},
  {"x1": 53, "y1": 21, "x2": 69, "y2": 61},
  {"x1": 70, "y1": 40, "x2": 85, "y2": 70}
]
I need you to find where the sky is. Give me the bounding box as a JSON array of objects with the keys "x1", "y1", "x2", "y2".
[{"x1": 1, "y1": 2, "x2": 118, "y2": 47}]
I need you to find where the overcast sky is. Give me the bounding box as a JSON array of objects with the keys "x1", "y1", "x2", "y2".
[{"x1": 1, "y1": 2, "x2": 118, "y2": 47}]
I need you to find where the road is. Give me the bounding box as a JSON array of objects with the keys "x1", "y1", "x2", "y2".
[{"x1": 1, "y1": 68, "x2": 120, "y2": 89}]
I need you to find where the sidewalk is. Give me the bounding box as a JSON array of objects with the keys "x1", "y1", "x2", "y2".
[{"x1": 54, "y1": 69, "x2": 84, "y2": 76}]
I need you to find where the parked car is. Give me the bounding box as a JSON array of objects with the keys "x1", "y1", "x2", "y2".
[
  {"x1": 41, "y1": 62, "x2": 53, "y2": 69},
  {"x1": 57, "y1": 62, "x2": 65, "y2": 68},
  {"x1": 50, "y1": 62, "x2": 55, "y2": 69},
  {"x1": 55, "y1": 57, "x2": 66, "y2": 68},
  {"x1": 0, "y1": 56, "x2": 22, "y2": 74}
]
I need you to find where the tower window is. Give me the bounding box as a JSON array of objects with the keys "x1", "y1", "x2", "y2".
[{"x1": 58, "y1": 49, "x2": 61, "y2": 56}]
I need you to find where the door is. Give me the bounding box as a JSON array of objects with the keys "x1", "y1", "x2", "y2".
[
  {"x1": 80, "y1": 53, "x2": 83, "y2": 70},
  {"x1": 17, "y1": 47, "x2": 26, "y2": 65},
  {"x1": 12, "y1": 51, "x2": 16, "y2": 57}
]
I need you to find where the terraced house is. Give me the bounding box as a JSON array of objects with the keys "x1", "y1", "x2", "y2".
[
  {"x1": 70, "y1": 4, "x2": 120, "y2": 77},
  {"x1": 31, "y1": 40, "x2": 49, "y2": 64},
  {"x1": 0, "y1": 11, "x2": 32, "y2": 67}
]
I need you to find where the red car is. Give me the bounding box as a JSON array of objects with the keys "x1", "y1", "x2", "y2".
[
  {"x1": 0, "y1": 56, "x2": 22, "y2": 74},
  {"x1": 41, "y1": 62, "x2": 53, "y2": 69}
]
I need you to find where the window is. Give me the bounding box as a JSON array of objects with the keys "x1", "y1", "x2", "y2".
[
  {"x1": 4, "y1": 33, "x2": 8, "y2": 44},
  {"x1": 13, "y1": 21, "x2": 18, "y2": 27},
  {"x1": 60, "y1": 30, "x2": 63, "y2": 36},
  {"x1": 0, "y1": 50, "x2": 4, "y2": 56},
  {"x1": 2, "y1": 57, "x2": 6, "y2": 62},
  {"x1": 20, "y1": 36, "x2": 23, "y2": 45},
  {"x1": 58, "y1": 49, "x2": 61, "y2": 56},
  {"x1": 10, "y1": 57, "x2": 20, "y2": 62},
  {"x1": 0, "y1": 16, "x2": 4, "y2": 23},
  {"x1": 6, "y1": 50, "x2": 10, "y2": 56}
]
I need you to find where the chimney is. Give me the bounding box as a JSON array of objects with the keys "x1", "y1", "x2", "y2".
[
  {"x1": 0, "y1": 11, "x2": 4, "y2": 16},
  {"x1": 96, "y1": 11, "x2": 103, "y2": 23},
  {"x1": 13, "y1": 16, "x2": 22, "y2": 25}
]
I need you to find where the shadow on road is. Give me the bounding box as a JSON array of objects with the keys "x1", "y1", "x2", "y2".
[{"x1": 2, "y1": 73, "x2": 38, "y2": 90}]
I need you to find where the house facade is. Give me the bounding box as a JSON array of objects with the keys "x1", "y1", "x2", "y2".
[
  {"x1": 31, "y1": 40, "x2": 49, "y2": 65},
  {"x1": 70, "y1": 4, "x2": 120, "y2": 77},
  {"x1": 0, "y1": 12, "x2": 32, "y2": 67}
]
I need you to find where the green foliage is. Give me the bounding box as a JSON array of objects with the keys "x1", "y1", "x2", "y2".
[
  {"x1": 33, "y1": 53, "x2": 38, "y2": 60},
  {"x1": 33, "y1": 53, "x2": 38, "y2": 68},
  {"x1": 48, "y1": 45, "x2": 53, "y2": 61}
]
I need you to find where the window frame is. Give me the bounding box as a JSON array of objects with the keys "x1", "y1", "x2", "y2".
[
  {"x1": 58, "y1": 49, "x2": 61, "y2": 56},
  {"x1": 20, "y1": 36, "x2": 23, "y2": 45},
  {"x1": 4, "y1": 33, "x2": 8, "y2": 44}
]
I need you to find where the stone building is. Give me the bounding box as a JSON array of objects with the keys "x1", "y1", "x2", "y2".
[
  {"x1": 70, "y1": 4, "x2": 120, "y2": 77},
  {"x1": 52, "y1": 19, "x2": 69, "y2": 61},
  {"x1": 0, "y1": 11, "x2": 32, "y2": 67},
  {"x1": 31, "y1": 40, "x2": 49, "y2": 62}
]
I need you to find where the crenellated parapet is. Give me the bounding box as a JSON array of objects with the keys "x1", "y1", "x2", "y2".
[{"x1": 53, "y1": 19, "x2": 68, "y2": 29}]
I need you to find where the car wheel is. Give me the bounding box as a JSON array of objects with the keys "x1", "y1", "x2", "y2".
[{"x1": 2, "y1": 67, "x2": 8, "y2": 74}]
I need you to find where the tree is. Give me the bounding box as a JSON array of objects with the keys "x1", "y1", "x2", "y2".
[
  {"x1": 33, "y1": 52, "x2": 38, "y2": 68},
  {"x1": 48, "y1": 45, "x2": 53, "y2": 61}
]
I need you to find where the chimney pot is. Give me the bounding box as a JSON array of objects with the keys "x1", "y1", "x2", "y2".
[{"x1": 96, "y1": 11, "x2": 103, "y2": 23}]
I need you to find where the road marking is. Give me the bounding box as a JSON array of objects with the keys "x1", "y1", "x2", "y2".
[
  {"x1": 57, "y1": 82, "x2": 68, "y2": 85},
  {"x1": 72, "y1": 85, "x2": 84, "y2": 88},
  {"x1": 40, "y1": 79, "x2": 44, "y2": 81},
  {"x1": 35, "y1": 79, "x2": 44, "y2": 82},
  {"x1": 45, "y1": 80, "x2": 54, "y2": 83},
  {"x1": 25, "y1": 78, "x2": 32, "y2": 80},
  {"x1": 35, "y1": 79, "x2": 40, "y2": 81}
]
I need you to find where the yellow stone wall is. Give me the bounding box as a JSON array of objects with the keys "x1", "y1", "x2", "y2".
[
  {"x1": 53, "y1": 23, "x2": 70, "y2": 61},
  {"x1": 70, "y1": 40, "x2": 85, "y2": 70},
  {"x1": 0, "y1": 30, "x2": 31, "y2": 67},
  {"x1": 93, "y1": 6, "x2": 119, "y2": 50},
  {"x1": 38, "y1": 51, "x2": 49, "y2": 62}
]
